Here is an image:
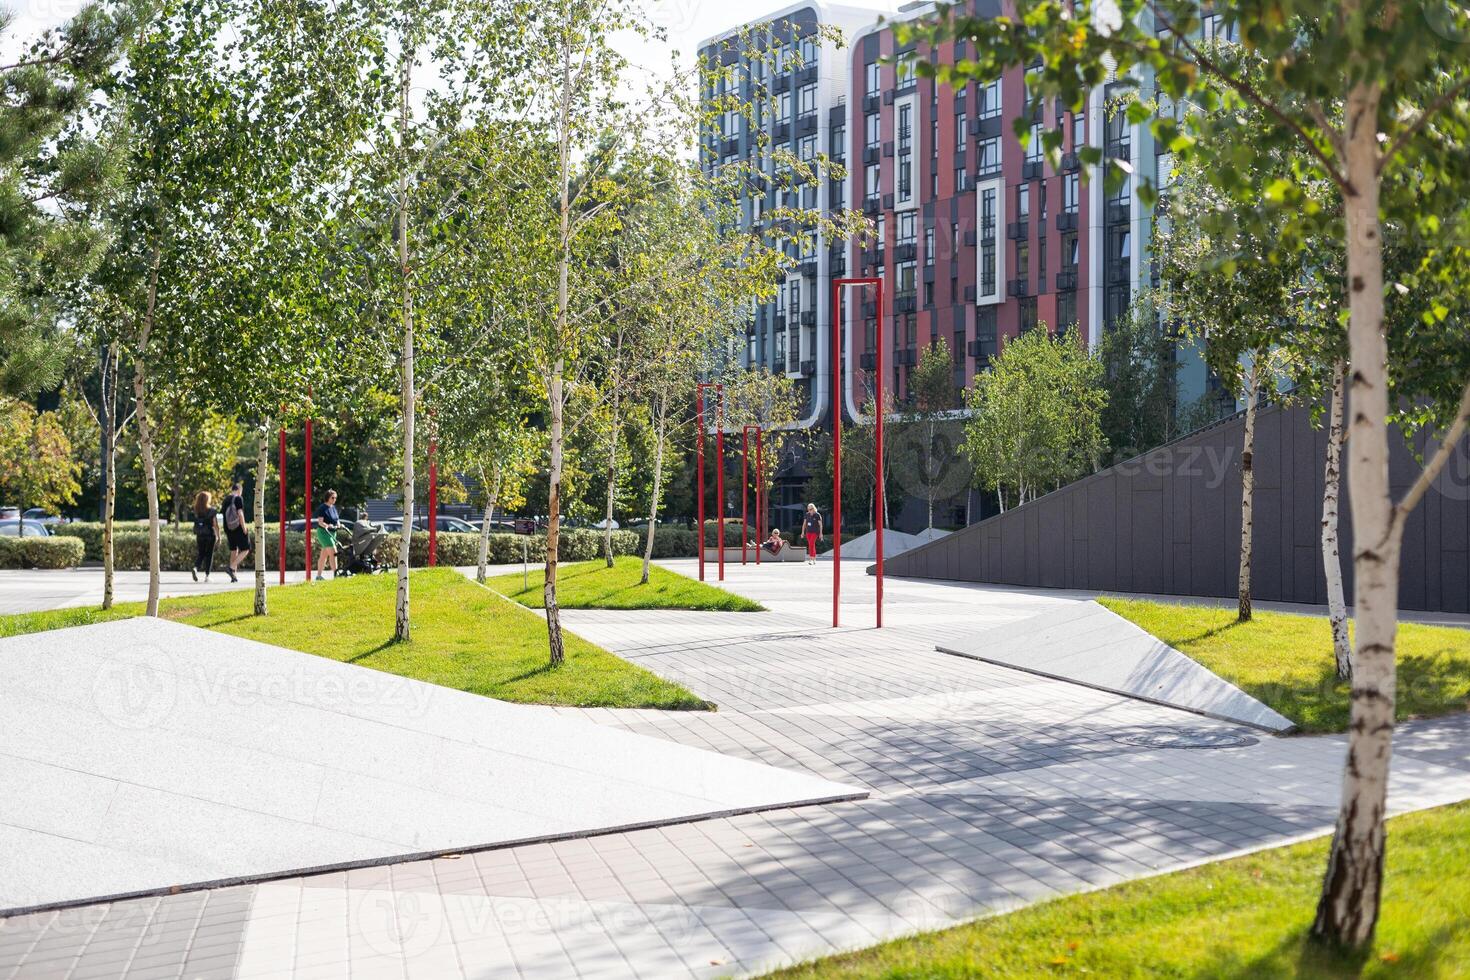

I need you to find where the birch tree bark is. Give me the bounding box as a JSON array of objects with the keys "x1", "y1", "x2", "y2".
[
  {"x1": 132, "y1": 248, "x2": 162, "y2": 618},
  {"x1": 544, "y1": 369, "x2": 566, "y2": 666},
  {"x1": 253, "y1": 427, "x2": 270, "y2": 615},
  {"x1": 641, "y1": 388, "x2": 668, "y2": 585},
  {"x1": 394, "y1": 52, "x2": 415, "y2": 644},
  {"x1": 1237, "y1": 354, "x2": 1261, "y2": 622},
  {"x1": 602, "y1": 377, "x2": 620, "y2": 568},
  {"x1": 476, "y1": 464, "x2": 500, "y2": 584},
  {"x1": 1321, "y1": 358, "x2": 1350, "y2": 679},
  {"x1": 1312, "y1": 82, "x2": 1394, "y2": 949}
]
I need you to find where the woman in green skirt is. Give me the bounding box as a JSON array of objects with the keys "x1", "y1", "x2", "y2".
[{"x1": 314, "y1": 489, "x2": 342, "y2": 578}]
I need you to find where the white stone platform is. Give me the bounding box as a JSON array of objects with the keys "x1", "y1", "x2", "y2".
[
  {"x1": 0, "y1": 618, "x2": 863, "y2": 914},
  {"x1": 936, "y1": 600, "x2": 1297, "y2": 732}
]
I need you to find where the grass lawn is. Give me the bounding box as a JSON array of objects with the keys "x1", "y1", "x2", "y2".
[
  {"x1": 769, "y1": 801, "x2": 1470, "y2": 979},
  {"x1": 0, "y1": 569, "x2": 708, "y2": 710},
  {"x1": 1099, "y1": 597, "x2": 1470, "y2": 734},
  {"x1": 484, "y1": 555, "x2": 764, "y2": 612}
]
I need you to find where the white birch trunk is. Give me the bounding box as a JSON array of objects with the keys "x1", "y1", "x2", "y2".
[
  {"x1": 1313, "y1": 83, "x2": 1394, "y2": 949},
  {"x1": 545, "y1": 370, "x2": 566, "y2": 667},
  {"x1": 133, "y1": 249, "x2": 162, "y2": 618},
  {"x1": 641, "y1": 388, "x2": 669, "y2": 585},
  {"x1": 253, "y1": 428, "x2": 270, "y2": 615},
  {"x1": 543, "y1": 31, "x2": 574, "y2": 668},
  {"x1": 1321, "y1": 359, "x2": 1350, "y2": 679},
  {"x1": 603, "y1": 381, "x2": 620, "y2": 568},
  {"x1": 476, "y1": 465, "x2": 500, "y2": 584},
  {"x1": 394, "y1": 53, "x2": 414, "y2": 643},
  {"x1": 1237, "y1": 357, "x2": 1259, "y2": 621}
]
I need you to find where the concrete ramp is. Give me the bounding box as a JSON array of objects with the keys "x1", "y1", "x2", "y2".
[
  {"x1": 0, "y1": 618, "x2": 865, "y2": 914},
  {"x1": 936, "y1": 601, "x2": 1296, "y2": 733}
]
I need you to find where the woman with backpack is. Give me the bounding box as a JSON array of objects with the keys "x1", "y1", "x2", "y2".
[
  {"x1": 802, "y1": 502, "x2": 823, "y2": 564},
  {"x1": 190, "y1": 491, "x2": 220, "y2": 582},
  {"x1": 222, "y1": 481, "x2": 251, "y2": 583}
]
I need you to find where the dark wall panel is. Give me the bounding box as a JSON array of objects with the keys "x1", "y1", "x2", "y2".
[{"x1": 884, "y1": 400, "x2": 1470, "y2": 614}]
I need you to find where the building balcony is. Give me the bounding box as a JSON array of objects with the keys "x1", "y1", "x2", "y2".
[
  {"x1": 859, "y1": 351, "x2": 878, "y2": 369},
  {"x1": 1106, "y1": 201, "x2": 1130, "y2": 224},
  {"x1": 797, "y1": 64, "x2": 818, "y2": 85},
  {"x1": 721, "y1": 137, "x2": 739, "y2": 157},
  {"x1": 894, "y1": 242, "x2": 917, "y2": 262},
  {"x1": 883, "y1": 90, "x2": 896, "y2": 105},
  {"x1": 1055, "y1": 270, "x2": 1078, "y2": 291},
  {"x1": 966, "y1": 339, "x2": 990, "y2": 358},
  {"x1": 773, "y1": 121, "x2": 790, "y2": 141},
  {"x1": 922, "y1": 263, "x2": 936, "y2": 282},
  {"x1": 1008, "y1": 277, "x2": 1032, "y2": 296},
  {"x1": 861, "y1": 248, "x2": 880, "y2": 267},
  {"x1": 963, "y1": 285, "x2": 978, "y2": 301},
  {"x1": 956, "y1": 173, "x2": 975, "y2": 191},
  {"x1": 863, "y1": 92, "x2": 880, "y2": 113},
  {"x1": 1107, "y1": 259, "x2": 1131, "y2": 283},
  {"x1": 861, "y1": 300, "x2": 877, "y2": 318},
  {"x1": 799, "y1": 310, "x2": 816, "y2": 327},
  {"x1": 862, "y1": 195, "x2": 882, "y2": 214},
  {"x1": 883, "y1": 140, "x2": 895, "y2": 158},
  {"x1": 895, "y1": 294, "x2": 917, "y2": 313},
  {"x1": 797, "y1": 112, "x2": 818, "y2": 135},
  {"x1": 896, "y1": 348, "x2": 918, "y2": 366},
  {"x1": 799, "y1": 358, "x2": 816, "y2": 376},
  {"x1": 830, "y1": 253, "x2": 847, "y2": 276},
  {"x1": 1055, "y1": 211, "x2": 1078, "y2": 232},
  {"x1": 863, "y1": 144, "x2": 880, "y2": 164},
  {"x1": 882, "y1": 193, "x2": 895, "y2": 209},
  {"x1": 773, "y1": 314, "x2": 787, "y2": 330},
  {"x1": 1006, "y1": 220, "x2": 1029, "y2": 240},
  {"x1": 799, "y1": 260, "x2": 817, "y2": 278},
  {"x1": 1107, "y1": 141, "x2": 1132, "y2": 162},
  {"x1": 772, "y1": 73, "x2": 791, "y2": 93},
  {"x1": 1061, "y1": 151, "x2": 1080, "y2": 172},
  {"x1": 972, "y1": 114, "x2": 1004, "y2": 138},
  {"x1": 1022, "y1": 159, "x2": 1044, "y2": 179},
  {"x1": 786, "y1": 351, "x2": 801, "y2": 373}
]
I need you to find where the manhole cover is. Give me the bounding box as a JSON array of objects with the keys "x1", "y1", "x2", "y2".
[{"x1": 1112, "y1": 726, "x2": 1259, "y2": 750}]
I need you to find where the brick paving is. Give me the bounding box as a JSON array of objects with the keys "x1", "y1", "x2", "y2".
[{"x1": 3, "y1": 560, "x2": 1469, "y2": 979}]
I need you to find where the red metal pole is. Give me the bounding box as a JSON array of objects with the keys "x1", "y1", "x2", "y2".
[
  {"x1": 278, "y1": 424, "x2": 286, "y2": 586},
  {"x1": 696, "y1": 387, "x2": 705, "y2": 581},
  {"x1": 428, "y1": 437, "x2": 438, "y2": 567},
  {"x1": 874, "y1": 278, "x2": 885, "y2": 629},
  {"x1": 741, "y1": 428, "x2": 749, "y2": 565},
  {"x1": 715, "y1": 388, "x2": 724, "y2": 583},
  {"x1": 756, "y1": 427, "x2": 764, "y2": 566},
  {"x1": 304, "y1": 415, "x2": 313, "y2": 582},
  {"x1": 831, "y1": 279, "x2": 842, "y2": 628}
]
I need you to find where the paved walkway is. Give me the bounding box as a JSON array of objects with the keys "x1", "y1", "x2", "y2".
[
  {"x1": 0, "y1": 569, "x2": 313, "y2": 615},
  {"x1": 2, "y1": 561, "x2": 1469, "y2": 979}
]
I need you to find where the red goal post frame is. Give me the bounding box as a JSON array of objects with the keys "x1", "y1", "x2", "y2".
[
  {"x1": 831, "y1": 276, "x2": 885, "y2": 630},
  {"x1": 695, "y1": 382, "x2": 723, "y2": 582}
]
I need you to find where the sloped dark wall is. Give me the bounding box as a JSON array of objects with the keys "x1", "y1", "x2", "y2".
[{"x1": 882, "y1": 400, "x2": 1470, "y2": 614}]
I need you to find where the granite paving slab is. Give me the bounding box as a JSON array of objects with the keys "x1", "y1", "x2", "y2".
[{"x1": 0, "y1": 617, "x2": 863, "y2": 915}]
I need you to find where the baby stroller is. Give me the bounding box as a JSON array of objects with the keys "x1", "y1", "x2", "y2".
[{"x1": 338, "y1": 520, "x2": 389, "y2": 575}]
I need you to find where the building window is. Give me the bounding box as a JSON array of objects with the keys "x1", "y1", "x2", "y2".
[
  {"x1": 895, "y1": 51, "x2": 916, "y2": 89},
  {"x1": 897, "y1": 212, "x2": 917, "y2": 245},
  {"x1": 897, "y1": 260, "x2": 916, "y2": 297},
  {"x1": 830, "y1": 122, "x2": 845, "y2": 157},
  {"x1": 866, "y1": 164, "x2": 880, "y2": 196},
  {"x1": 1017, "y1": 184, "x2": 1030, "y2": 218},
  {"x1": 865, "y1": 111, "x2": 880, "y2": 149},
  {"x1": 979, "y1": 187, "x2": 998, "y2": 298},
  {"x1": 1019, "y1": 297, "x2": 1038, "y2": 332},
  {"x1": 980, "y1": 189, "x2": 996, "y2": 239},
  {"x1": 931, "y1": 118, "x2": 939, "y2": 157},
  {"x1": 797, "y1": 83, "x2": 816, "y2": 116},
  {"x1": 978, "y1": 78, "x2": 1001, "y2": 118},
  {"x1": 800, "y1": 36, "x2": 818, "y2": 67},
  {"x1": 775, "y1": 90, "x2": 791, "y2": 121},
  {"x1": 1015, "y1": 241, "x2": 1029, "y2": 281},
  {"x1": 898, "y1": 103, "x2": 913, "y2": 152},
  {"x1": 1058, "y1": 289, "x2": 1078, "y2": 331},
  {"x1": 977, "y1": 136, "x2": 1001, "y2": 175},
  {"x1": 1063, "y1": 172, "x2": 1080, "y2": 213},
  {"x1": 1026, "y1": 122, "x2": 1043, "y2": 162},
  {"x1": 951, "y1": 221, "x2": 960, "y2": 255},
  {"x1": 924, "y1": 225, "x2": 935, "y2": 265},
  {"x1": 1063, "y1": 231, "x2": 1079, "y2": 268},
  {"x1": 954, "y1": 165, "x2": 966, "y2": 190},
  {"x1": 924, "y1": 280, "x2": 934, "y2": 306},
  {"x1": 866, "y1": 61, "x2": 881, "y2": 93},
  {"x1": 955, "y1": 113, "x2": 967, "y2": 146},
  {"x1": 1024, "y1": 64, "x2": 1043, "y2": 113},
  {"x1": 798, "y1": 135, "x2": 816, "y2": 160},
  {"x1": 1072, "y1": 111, "x2": 1086, "y2": 148}
]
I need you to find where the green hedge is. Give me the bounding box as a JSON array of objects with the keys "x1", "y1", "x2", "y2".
[
  {"x1": 54, "y1": 522, "x2": 731, "y2": 570},
  {"x1": 0, "y1": 535, "x2": 86, "y2": 569}
]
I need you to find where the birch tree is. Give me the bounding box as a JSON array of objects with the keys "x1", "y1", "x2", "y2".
[{"x1": 905, "y1": 0, "x2": 1470, "y2": 947}]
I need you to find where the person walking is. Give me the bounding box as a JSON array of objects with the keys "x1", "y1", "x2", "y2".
[
  {"x1": 221, "y1": 480, "x2": 251, "y2": 583},
  {"x1": 802, "y1": 503, "x2": 823, "y2": 565},
  {"x1": 314, "y1": 489, "x2": 342, "y2": 578},
  {"x1": 190, "y1": 491, "x2": 220, "y2": 582}
]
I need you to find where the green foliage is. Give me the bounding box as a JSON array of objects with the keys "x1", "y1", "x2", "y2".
[
  {"x1": 1099, "y1": 288, "x2": 1183, "y2": 464},
  {"x1": 962, "y1": 326, "x2": 1107, "y2": 509},
  {"x1": 0, "y1": 535, "x2": 85, "y2": 569},
  {"x1": 0, "y1": 397, "x2": 82, "y2": 517},
  {"x1": 0, "y1": 1, "x2": 134, "y2": 397},
  {"x1": 889, "y1": 339, "x2": 969, "y2": 527}
]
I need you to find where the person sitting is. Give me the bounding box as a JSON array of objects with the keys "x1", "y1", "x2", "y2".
[{"x1": 763, "y1": 529, "x2": 785, "y2": 556}]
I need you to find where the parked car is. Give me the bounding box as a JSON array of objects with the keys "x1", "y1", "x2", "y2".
[
  {"x1": 589, "y1": 518, "x2": 619, "y2": 530},
  {"x1": 0, "y1": 520, "x2": 53, "y2": 537},
  {"x1": 469, "y1": 519, "x2": 519, "y2": 533},
  {"x1": 21, "y1": 508, "x2": 63, "y2": 526},
  {"x1": 379, "y1": 516, "x2": 477, "y2": 534},
  {"x1": 284, "y1": 518, "x2": 357, "y2": 534}
]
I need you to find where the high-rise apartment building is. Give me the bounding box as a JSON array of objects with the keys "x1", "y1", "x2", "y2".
[{"x1": 701, "y1": 1, "x2": 1217, "y2": 526}]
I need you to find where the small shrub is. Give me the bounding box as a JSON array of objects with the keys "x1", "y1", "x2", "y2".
[{"x1": 0, "y1": 535, "x2": 85, "y2": 569}]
